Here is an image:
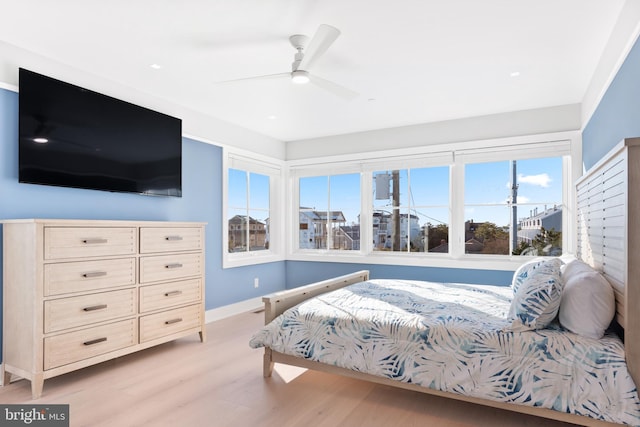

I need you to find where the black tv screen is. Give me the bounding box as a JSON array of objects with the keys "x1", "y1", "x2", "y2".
[{"x1": 18, "y1": 68, "x2": 182, "y2": 197}]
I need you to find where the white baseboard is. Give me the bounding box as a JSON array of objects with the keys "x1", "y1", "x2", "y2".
[{"x1": 204, "y1": 297, "x2": 264, "y2": 323}]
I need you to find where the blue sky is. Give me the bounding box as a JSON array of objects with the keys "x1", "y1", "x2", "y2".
[
  {"x1": 230, "y1": 156, "x2": 563, "y2": 227},
  {"x1": 465, "y1": 157, "x2": 562, "y2": 227},
  {"x1": 228, "y1": 169, "x2": 270, "y2": 221}
]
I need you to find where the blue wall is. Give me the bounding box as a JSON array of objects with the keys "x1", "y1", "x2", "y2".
[
  {"x1": 0, "y1": 87, "x2": 286, "y2": 334},
  {"x1": 286, "y1": 261, "x2": 513, "y2": 289},
  {"x1": 583, "y1": 35, "x2": 640, "y2": 169}
]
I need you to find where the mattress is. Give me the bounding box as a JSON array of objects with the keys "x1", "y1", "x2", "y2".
[{"x1": 250, "y1": 279, "x2": 640, "y2": 425}]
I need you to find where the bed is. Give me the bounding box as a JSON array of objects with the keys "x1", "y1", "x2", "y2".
[{"x1": 250, "y1": 138, "x2": 640, "y2": 427}]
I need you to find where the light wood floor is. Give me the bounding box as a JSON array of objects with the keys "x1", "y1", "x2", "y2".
[{"x1": 0, "y1": 310, "x2": 577, "y2": 427}]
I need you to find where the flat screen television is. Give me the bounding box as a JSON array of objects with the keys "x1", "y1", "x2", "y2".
[{"x1": 18, "y1": 68, "x2": 182, "y2": 197}]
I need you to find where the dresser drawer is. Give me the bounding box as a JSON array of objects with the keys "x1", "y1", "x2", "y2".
[
  {"x1": 139, "y1": 253, "x2": 202, "y2": 284},
  {"x1": 139, "y1": 279, "x2": 202, "y2": 313},
  {"x1": 44, "y1": 319, "x2": 137, "y2": 370},
  {"x1": 139, "y1": 304, "x2": 202, "y2": 343},
  {"x1": 44, "y1": 289, "x2": 136, "y2": 333},
  {"x1": 44, "y1": 258, "x2": 136, "y2": 296},
  {"x1": 44, "y1": 227, "x2": 137, "y2": 260},
  {"x1": 140, "y1": 227, "x2": 203, "y2": 254}
]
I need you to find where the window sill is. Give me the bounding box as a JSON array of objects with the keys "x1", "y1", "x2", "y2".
[
  {"x1": 223, "y1": 251, "x2": 284, "y2": 269},
  {"x1": 287, "y1": 251, "x2": 544, "y2": 272}
]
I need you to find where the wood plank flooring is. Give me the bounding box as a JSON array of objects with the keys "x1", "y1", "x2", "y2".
[{"x1": 0, "y1": 311, "x2": 576, "y2": 427}]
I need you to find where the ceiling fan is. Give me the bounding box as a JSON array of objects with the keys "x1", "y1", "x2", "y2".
[{"x1": 213, "y1": 24, "x2": 358, "y2": 100}]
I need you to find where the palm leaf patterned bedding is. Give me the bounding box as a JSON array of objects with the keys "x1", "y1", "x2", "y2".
[{"x1": 249, "y1": 279, "x2": 640, "y2": 425}]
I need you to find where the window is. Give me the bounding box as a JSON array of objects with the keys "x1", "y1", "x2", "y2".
[
  {"x1": 224, "y1": 151, "x2": 282, "y2": 268},
  {"x1": 228, "y1": 169, "x2": 269, "y2": 253},
  {"x1": 463, "y1": 156, "x2": 564, "y2": 256},
  {"x1": 288, "y1": 133, "x2": 575, "y2": 269},
  {"x1": 372, "y1": 167, "x2": 449, "y2": 253},
  {"x1": 298, "y1": 173, "x2": 361, "y2": 250}
]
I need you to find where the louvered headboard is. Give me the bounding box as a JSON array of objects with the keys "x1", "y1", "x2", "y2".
[{"x1": 575, "y1": 137, "x2": 640, "y2": 385}]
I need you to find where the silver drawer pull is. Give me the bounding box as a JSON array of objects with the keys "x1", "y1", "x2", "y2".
[
  {"x1": 83, "y1": 304, "x2": 108, "y2": 312},
  {"x1": 165, "y1": 263, "x2": 183, "y2": 269},
  {"x1": 82, "y1": 271, "x2": 107, "y2": 278},
  {"x1": 83, "y1": 337, "x2": 107, "y2": 346},
  {"x1": 165, "y1": 318, "x2": 182, "y2": 325},
  {"x1": 165, "y1": 235, "x2": 183, "y2": 241},
  {"x1": 82, "y1": 238, "x2": 108, "y2": 244},
  {"x1": 164, "y1": 290, "x2": 183, "y2": 297}
]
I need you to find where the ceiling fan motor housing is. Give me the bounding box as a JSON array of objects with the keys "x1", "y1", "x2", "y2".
[{"x1": 289, "y1": 34, "x2": 309, "y2": 71}]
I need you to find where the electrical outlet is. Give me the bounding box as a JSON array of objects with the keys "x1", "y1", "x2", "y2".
[{"x1": 254, "y1": 278, "x2": 259, "y2": 288}]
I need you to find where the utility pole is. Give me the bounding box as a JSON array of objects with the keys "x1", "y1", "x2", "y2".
[
  {"x1": 392, "y1": 170, "x2": 400, "y2": 251},
  {"x1": 511, "y1": 160, "x2": 518, "y2": 252}
]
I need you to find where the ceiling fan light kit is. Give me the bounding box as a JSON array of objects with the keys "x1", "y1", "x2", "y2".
[{"x1": 291, "y1": 70, "x2": 310, "y2": 84}]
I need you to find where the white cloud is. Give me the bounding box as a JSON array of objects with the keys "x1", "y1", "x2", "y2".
[{"x1": 518, "y1": 173, "x2": 551, "y2": 188}]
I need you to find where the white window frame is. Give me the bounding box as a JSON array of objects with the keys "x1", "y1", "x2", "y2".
[
  {"x1": 370, "y1": 166, "x2": 451, "y2": 255},
  {"x1": 223, "y1": 148, "x2": 284, "y2": 268},
  {"x1": 453, "y1": 140, "x2": 572, "y2": 260},
  {"x1": 291, "y1": 165, "x2": 366, "y2": 255},
  {"x1": 286, "y1": 131, "x2": 580, "y2": 272}
]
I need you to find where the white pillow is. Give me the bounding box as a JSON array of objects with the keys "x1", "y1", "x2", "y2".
[
  {"x1": 561, "y1": 258, "x2": 595, "y2": 279},
  {"x1": 507, "y1": 258, "x2": 564, "y2": 331},
  {"x1": 559, "y1": 270, "x2": 615, "y2": 339}
]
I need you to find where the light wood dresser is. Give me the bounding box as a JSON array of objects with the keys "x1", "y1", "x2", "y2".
[{"x1": 1, "y1": 219, "x2": 206, "y2": 398}]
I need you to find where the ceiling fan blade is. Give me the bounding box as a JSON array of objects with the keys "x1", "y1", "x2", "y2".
[
  {"x1": 297, "y1": 24, "x2": 340, "y2": 71},
  {"x1": 309, "y1": 75, "x2": 358, "y2": 100},
  {"x1": 213, "y1": 72, "x2": 289, "y2": 85}
]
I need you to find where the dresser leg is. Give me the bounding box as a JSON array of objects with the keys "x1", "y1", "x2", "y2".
[
  {"x1": 198, "y1": 329, "x2": 206, "y2": 343},
  {"x1": 31, "y1": 375, "x2": 44, "y2": 399}
]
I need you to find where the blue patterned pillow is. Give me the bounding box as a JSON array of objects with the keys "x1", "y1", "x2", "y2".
[
  {"x1": 511, "y1": 257, "x2": 548, "y2": 295},
  {"x1": 507, "y1": 258, "x2": 564, "y2": 331}
]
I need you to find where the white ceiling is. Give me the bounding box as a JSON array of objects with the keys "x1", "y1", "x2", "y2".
[{"x1": 0, "y1": 0, "x2": 627, "y2": 142}]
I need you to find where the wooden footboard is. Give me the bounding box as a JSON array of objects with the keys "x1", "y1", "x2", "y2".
[{"x1": 261, "y1": 270, "x2": 370, "y2": 324}]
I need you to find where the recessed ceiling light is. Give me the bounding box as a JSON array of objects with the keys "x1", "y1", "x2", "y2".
[
  {"x1": 510, "y1": 71, "x2": 521, "y2": 77},
  {"x1": 150, "y1": 63, "x2": 162, "y2": 70},
  {"x1": 33, "y1": 137, "x2": 49, "y2": 144}
]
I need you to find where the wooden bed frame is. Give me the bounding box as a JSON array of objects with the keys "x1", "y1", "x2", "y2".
[
  {"x1": 260, "y1": 270, "x2": 623, "y2": 427},
  {"x1": 258, "y1": 139, "x2": 640, "y2": 427}
]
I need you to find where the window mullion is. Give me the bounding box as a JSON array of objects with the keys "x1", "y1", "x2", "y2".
[
  {"x1": 327, "y1": 175, "x2": 333, "y2": 250},
  {"x1": 361, "y1": 171, "x2": 372, "y2": 254},
  {"x1": 406, "y1": 169, "x2": 411, "y2": 253},
  {"x1": 245, "y1": 171, "x2": 251, "y2": 252},
  {"x1": 450, "y1": 160, "x2": 464, "y2": 258}
]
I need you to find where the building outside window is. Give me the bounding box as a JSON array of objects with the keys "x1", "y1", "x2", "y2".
[
  {"x1": 372, "y1": 167, "x2": 450, "y2": 253},
  {"x1": 228, "y1": 168, "x2": 270, "y2": 253},
  {"x1": 298, "y1": 173, "x2": 361, "y2": 250}
]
